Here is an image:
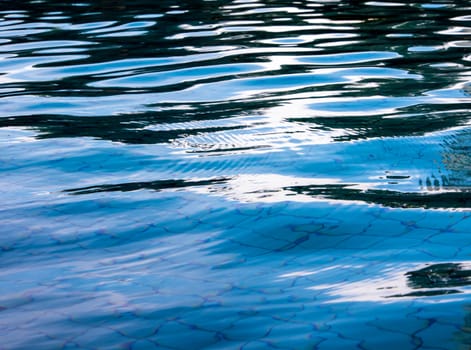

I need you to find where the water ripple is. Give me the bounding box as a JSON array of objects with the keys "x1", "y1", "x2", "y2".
[{"x1": 2, "y1": 1, "x2": 471, "y2": 348}]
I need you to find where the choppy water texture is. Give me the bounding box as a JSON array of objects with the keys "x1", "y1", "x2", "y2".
[{"x1": 1, "y1": 0, "x2": 471, "y2": 349}]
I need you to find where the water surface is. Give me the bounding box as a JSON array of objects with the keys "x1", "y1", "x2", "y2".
[{"x1": 1, "y1": 0, "x2": 471, "y2": 349}]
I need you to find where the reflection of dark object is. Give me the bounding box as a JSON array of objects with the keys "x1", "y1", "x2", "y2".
[
  {"x1": 388, "y1": 263, "x2": 471, "y2": 298},
  {"x1": 289, "y1": 109, "x2": 471, "y2": 143},
  {"x1": 285, "y1": 184, "x2": 471, "y2": 209},
  {"x1": 406, "y1": 263, "x2": 471, "y2": 289},
  {"x1": 0, "y1": 100, "x2": 275, "y2": 145},
  {"x1": 0, "y1": 111, "x2": 249, "y2": 145},
  {"x1": 64, "y1": 177, "x2": 229, "y2": 195},
  {"x1": 389, "y1": 289, "x2": 462, "y2": 298}
]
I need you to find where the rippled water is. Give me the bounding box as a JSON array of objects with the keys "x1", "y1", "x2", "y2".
[{"x1": 1, "y1": 0, "x2": 471, "y2": 349}]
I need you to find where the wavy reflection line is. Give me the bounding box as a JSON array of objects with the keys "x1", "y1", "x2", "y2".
[
  {"x1": 64, "y1": 177, "x2": 230, "y2": 195},
  {"x1": 286, "y1": 184, "x2": 471, "y2": 209},
  {"x1": 0, "y1": 46, "x2": 315, "y2": 83}
]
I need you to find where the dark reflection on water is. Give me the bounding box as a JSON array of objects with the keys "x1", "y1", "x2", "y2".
[
  {"x1": 65, "y1": 176, "x2": 229, "y2": 194},
  {"x1": 388, "y1": 263, "x2": 471, "y2": 298},
  {"x1": 285, "y1": 184, "x2": 471, "y2": 209}
]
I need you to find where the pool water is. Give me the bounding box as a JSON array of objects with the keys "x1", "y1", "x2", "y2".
[{"x1": 1, "y1": 0, "x2": 471, "y2": 349}]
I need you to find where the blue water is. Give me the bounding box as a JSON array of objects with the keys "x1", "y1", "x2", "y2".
[{"x1": 1, "y1": 0, "x2": 471, "y2": 349}]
